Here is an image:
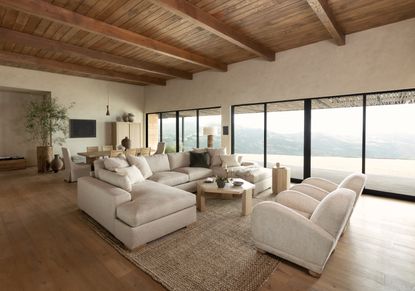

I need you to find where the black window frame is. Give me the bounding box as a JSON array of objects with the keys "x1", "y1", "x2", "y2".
[
  {"x1": 231, "y1": 88, "x2": 415, "y2": 201},
  {"x1": 146, "y1": 106, "x2": 221, "y2": 152}
]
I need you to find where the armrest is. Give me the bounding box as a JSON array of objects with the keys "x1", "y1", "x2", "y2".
[
  {"x1": 302, "y1": 177, "x2": 338, "y2": 192},
  {"x1": 77, "y1": 176, "x2": 131, "y2": 233},
  {"x1": 252, "y1": 201, "x2": 334, "y2": 267},
  {"x1": 289, "y1": 184, "x2": 330, "y2": 201}
]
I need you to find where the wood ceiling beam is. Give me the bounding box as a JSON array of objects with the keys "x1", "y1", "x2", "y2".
[
  {"x1": 149, "y1": 0, "x2": 275, "y2": 61},
  {"x1": 305, "y1": 0, "x2": 345, "y2": 45},
  {"x1": 0, "y1": 27, "x2": 192, "y2": 80},
  {"x1": 0, "y1": 51, "x2": 166, "y2": 86},
  {"x1": 0, "y1": 0, "x2": 227, "y2": 71}
]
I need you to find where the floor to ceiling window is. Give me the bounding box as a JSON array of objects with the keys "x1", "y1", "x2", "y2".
[
  {"x1": 179, "y1": 110, "x2": 197, "y2": 152},
  {"x1": 147, "y1": 107, "x2": 221, "y2": 152},
  {"x1": 365, "y1": 91, "x2": 415, "y2": 196},
  {"x1": 267, "y1": 101, "x2": 304, "y2": 179},
  {"x1": 311, "y1": 96, "x2": 363, "y2": 183},
  {"x1": 233, "y1": 104, "x2": 265, "y2": 166},
  {"x1": 231, "y1": 88, "x2": 415, "y2": 199},
  {"x1": 199, "y1": 108, "x2": 221, "y2": 149},
  {"x1": 161, "y1": 112, "x2": 177, "y2": 153}
]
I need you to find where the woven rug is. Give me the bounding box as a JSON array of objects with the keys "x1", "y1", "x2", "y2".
[{"x1": 83, "y1": 195, "x2": 279, "y2": 291}]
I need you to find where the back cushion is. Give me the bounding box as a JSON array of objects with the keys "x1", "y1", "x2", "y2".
[
  {"x1": 145, "y1": 154, "x2": 170, "y2": 173},
  {"x1": 207, "y1": 148, "x2": 226, "y2": 167},
  {"x1": 97, "y1": 168, "x2": 132, "y2": 192},
  {"x1": 168, "y1": 152, "x2": 190, "y2": 170},
  {"x1": 103, "y1": 156, "x2": 129, "y2": 171},
  {"x1": 310, "y1": 188, "x2": 356, "y2": 239},
  {"x1": 127, "y1": 155, "x2": 153, "y2": 179},
  {"x1": 338, "y1": 173, "x2": 367, "y2": 204}
]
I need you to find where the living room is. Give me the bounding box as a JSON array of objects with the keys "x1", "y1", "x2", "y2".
[{"x1": 0, "y1": 0, "x2": 414, "y2": 290}]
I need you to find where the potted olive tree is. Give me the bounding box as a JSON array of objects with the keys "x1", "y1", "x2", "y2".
[{"x1": 25, "y1": 97, "x2": 73, "y2": 173}]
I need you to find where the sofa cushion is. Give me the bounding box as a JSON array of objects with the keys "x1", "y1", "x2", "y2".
[
  {"x1": 207, "y1": 148, "x2": 225, "y2": 167},
  {"x1": 103, "y1": 156, "x2": 129, "y2": 171},
  {"x1": 117, "y1": 181, "x2": 195, "y2": 227},
  {"x1": 174, "y1": 167, "x2": 213, "y2": 181},
  {"x1": 167, "y1": 152, "x2": 190, "y2": 170},
  {"x1": 145, "y1": 154, "x2": 170, "y2": 173},
  {"x1": 192, "y1": 148, "x2": 210, "y2": 165},
  {"x1": 115, "y1": 165, "x2": 145, "y2": 184},
  {"x1": 189, "y1": 152, "x2": 209, "y2": 168},
  {"x1": 235, "y1": 167, "x2": 272, "y2": 183},
  {"x1": 97, "y1": 168, "x2": 132, "y2": 192},
  {"x1": 147, "y1": 171, "x2": 189, "y2": 186},
  {"x1": 220, "y1": 154, "x2": 241, "y2": 168},
  {"x1": 127, "y1": 155, "x2": 153, "y2": 179}
]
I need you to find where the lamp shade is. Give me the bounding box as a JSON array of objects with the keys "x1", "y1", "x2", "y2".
[{"x1": 203, "y1": 126, "x2": 217, "y2": 136}]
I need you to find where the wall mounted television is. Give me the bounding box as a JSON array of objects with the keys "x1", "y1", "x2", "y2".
[{"x1": 69, "y1": 119, "x2": 96, "y2": 138}]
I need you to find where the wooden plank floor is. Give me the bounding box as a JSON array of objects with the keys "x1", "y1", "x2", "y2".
[{"x1": 0, "y1": 168, "x2": 414, "y2": 291}]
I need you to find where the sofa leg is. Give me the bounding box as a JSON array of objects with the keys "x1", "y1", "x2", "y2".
[
  {"x1": 308, "y1": 270, "x2": 321, "y2": 278},
  {"x1": 256, "y1": 247, "x2": 266, "y2": 254},
  {"x1": 128, "y1": 243, "x2": 146, "y2": 252}
]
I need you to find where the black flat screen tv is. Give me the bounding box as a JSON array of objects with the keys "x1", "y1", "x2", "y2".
[{"x1": 69, "y1": 119, "x2": 96, "y2": 138}]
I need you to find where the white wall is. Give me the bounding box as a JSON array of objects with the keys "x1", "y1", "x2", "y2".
[
  {"x1": 144, "y1": 18, "x2": 415, "y2": 152},
  {"x1": 0, "y1": 90, "x2": 45, "y2": 166},
  {"x1": 0, "y1": 66, "x2": 145, "y2": 159}
]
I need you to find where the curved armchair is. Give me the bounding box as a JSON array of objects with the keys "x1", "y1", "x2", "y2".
[{"x1": 252, "y1": 188, "x2": 356, "y2": 277}]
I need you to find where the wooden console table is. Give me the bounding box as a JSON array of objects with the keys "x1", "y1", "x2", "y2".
[{"x1": 0, "y1": 158, "x2": 27, "y2": 171}]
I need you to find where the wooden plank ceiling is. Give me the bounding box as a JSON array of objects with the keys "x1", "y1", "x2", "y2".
[{"x1": 0, "y1": 0, "x2": 414, "y2": 86}]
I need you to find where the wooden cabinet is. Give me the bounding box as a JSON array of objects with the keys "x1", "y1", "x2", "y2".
[{"x1": 112, "y1": 122, "x2": 141, "y2": 148}]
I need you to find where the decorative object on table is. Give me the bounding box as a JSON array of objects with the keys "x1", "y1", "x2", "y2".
[
  {"x1": 203, "y1": 126, "x2": 217, "y2": 148},
  {"x1": 204, "y1": 177, "x2": 214, "y2": 183},
  {"x1": 127, "y1": 113, "x2": 135, "y2": 122},
  {"x1": 25, "y1": 96, "x2": 73, "y2": 173},
  {"x1": 51, "y1": 154, "x2": 64, "y2": 173},
  {"x1": 272, "y1": 162, "x2": 291, "y2": 194},
  {"x1": 122, "y1": 113, "x2": 129, "y2": 122},
  {"x1": 232, "y1": 180, "x2": 244, "y2": 187},
  {"x1": 215, "y1": 176, "x2": 228, "y2": 188},
  {"x1": 121, "y1": 136, "x2": 131, "y2": 149}
]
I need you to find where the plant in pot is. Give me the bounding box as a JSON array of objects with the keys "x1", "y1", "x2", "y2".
[
  {"x1": 25, "y1": 97, "x2": 73, "y2": 173},
  {"x1": 215, "y1": 176, "x2": 229, "y2": 188}
]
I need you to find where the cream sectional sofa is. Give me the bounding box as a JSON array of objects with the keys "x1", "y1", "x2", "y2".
[{"x1": 78, "y1": 151, "x2": 272, "y2": 249}]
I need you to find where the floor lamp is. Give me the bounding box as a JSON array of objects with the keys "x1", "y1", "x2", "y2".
[{"x1": 203, "y1": 127, "x2": 217, "y2": 148}]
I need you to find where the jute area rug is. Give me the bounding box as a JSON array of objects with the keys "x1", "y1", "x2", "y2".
[{"x1": 84, "y1": 194, "x2": 279, "y2": 291}]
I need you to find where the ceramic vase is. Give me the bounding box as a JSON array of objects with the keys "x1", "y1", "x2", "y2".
[
  {"x1": 121, "y1": 136, "x2": 131, "y2": 149},
  {"x1": 51, "y1": 154, "x2": 64, "y2": 173}
]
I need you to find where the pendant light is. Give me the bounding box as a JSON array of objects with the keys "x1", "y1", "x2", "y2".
[{"x1": 106, "y1": 84, "x2": 110, "y2": 116}]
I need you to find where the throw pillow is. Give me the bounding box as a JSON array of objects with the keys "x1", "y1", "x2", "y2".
[
  {"x1": 192, "y1": 148, "x2": 210, "y2": 166},
  {"x1": 97, "y1": 168, "x2": 132, "y2": 192},
  {"x1": 126, "y1": 155, "x2": 153, "y2": 179},
  {"x1": 190, "y1": 151, "x2": 210, "y2": 168},
  {"x1": 220, "y1": 154, "x2": 241, "y2": 168},
  {"x1": 115, "y1": 165, "x2": 145, "y2": 184},
  {"x1": 207, "y1": 148, "x2": 226, "y2": 167},
  {"x1": 103, "y1": 155, "x2": 129, "y2": 172}
]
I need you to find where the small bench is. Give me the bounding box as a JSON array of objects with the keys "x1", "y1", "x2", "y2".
[{"x1": 0, "y1": 157, "x2": 27, "y2": 171}]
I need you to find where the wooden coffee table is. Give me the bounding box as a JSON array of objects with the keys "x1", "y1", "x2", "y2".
[{"x1": 196, "y1": 179, "x2": 255, "y2": 216}]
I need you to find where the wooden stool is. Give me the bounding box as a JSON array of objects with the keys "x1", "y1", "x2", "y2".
[{"x1": 272, "y1": 163, "x2": 291, "y2": 194}]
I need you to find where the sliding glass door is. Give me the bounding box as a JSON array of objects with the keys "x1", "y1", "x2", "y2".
[
  {"x1": 199, "y1": 108, "x2": 221, "y2": 148},
  {"x1": 311, "y1": 96, "x2": 363, "y2": 183},
  {"x1": 365, "y1": 92, "x2": 415, "y2": 196},
  {"x1": 179, "y1": 110, "x2": 197, "y2": 152},
  {"x1": 267, "y1": 101, "x2": 304, "y2": 179},
  {"x1": 161, "y1": 112, "x2": 177, "y2": 153},
  {"x1": 147, "y1": 107, "x2": 221, "y2": 152},
  {"x1": 233, "y1": 104, "x2": 265, "y2": 166}
]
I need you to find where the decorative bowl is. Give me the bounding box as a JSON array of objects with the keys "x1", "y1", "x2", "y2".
[{"x1": 233, "y1": 181, "x2": 244, "y2": 187}]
